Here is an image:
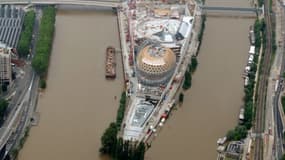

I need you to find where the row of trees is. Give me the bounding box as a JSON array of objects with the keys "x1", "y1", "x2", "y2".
[
  {"x1": 182, "y1": 13, "x2": 205, "y2": 90},
  {"x1": 226, "y1": 125, "x2": 247, "y2": 141},
  {"x1": 226, "y1": 19, "x2": 265, "y2": 140},
  {"x1": 116, "y1": 92, "x2": 126, "y2": 127},
  {"x1": 99, "y1": 93, "x2": 146, "y2": 159},
  {"x1": 197, "y1": 15, "x2": 206, "y2": 54},
  {"x1": 17, "y1": 11, "x2": 35, "y2": 57},
  {"x1": 183, "y1": 56, "x2": 198, "y2": 90},
  {"x1": 100, "y1": 123, "x2": 145, "y2": 160},
  {"x1": 32, "y1": 6, "x2": 56, "y2": 78}
]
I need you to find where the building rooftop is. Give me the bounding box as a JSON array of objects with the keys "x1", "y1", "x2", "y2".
[
  {"x1": 137, "y1": 44, "x2": 176, "y2": 73},
  {"x1": 123, "y1": 98, "x2": 155, "y2": 141}
]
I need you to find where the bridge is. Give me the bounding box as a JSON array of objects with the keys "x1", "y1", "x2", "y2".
[
  {"x1": 0, "y1": 0, "x2": 121, "y2": 8},
  {"x1": 0, "y1": 1, "x2": 262, "y2": 14},
  {"x1": 199, "y1": 5, "x2": 262, "y2": 15}
]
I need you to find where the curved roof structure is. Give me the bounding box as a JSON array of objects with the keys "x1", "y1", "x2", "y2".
[{"x1": 137, "y1": 45, "x2": 176, "y2": 75}]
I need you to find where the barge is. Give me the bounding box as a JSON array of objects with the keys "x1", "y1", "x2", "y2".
[{"x1": 105, "y1": 46, "x2": 116, "y2": 79}]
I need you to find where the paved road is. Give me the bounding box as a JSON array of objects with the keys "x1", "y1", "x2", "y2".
[
  {"x1": 5, "y1": 7, "x2": 42, "y2": 157},
  {"x1": 0, "y1": 7, "x2": 41, "y2": 159}
]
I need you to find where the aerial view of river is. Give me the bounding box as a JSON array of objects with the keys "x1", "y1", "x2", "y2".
[
  {"x1": 18, "y1": 10, "x2": 122, "y2": 160},
  {"x1": 145, "y1": 0, "x2": 254, "y2": 159},
  {"x1": 17, "y1": 0, "x2": 255, "y2": 159}
]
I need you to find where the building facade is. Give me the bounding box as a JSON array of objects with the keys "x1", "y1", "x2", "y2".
[{"x1": 0, "y1": 48, "x2": 11, "y2": 85}]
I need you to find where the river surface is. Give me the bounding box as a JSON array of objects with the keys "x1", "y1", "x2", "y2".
[
  {"x1": 145, "y1": 0, "x2": 254, "y2": 159},
  {"x1": 18, "y1": 10, "x2": 123, "y2": 160}
]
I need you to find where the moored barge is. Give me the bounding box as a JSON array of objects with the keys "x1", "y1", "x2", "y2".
[{"x1": 105, "y1": 46, "x2": 116, "y2": 79}]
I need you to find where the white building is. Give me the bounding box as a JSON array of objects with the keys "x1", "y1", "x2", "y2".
[{"x1": 0, "y1": 48, "x2": 11, "y2": 85}]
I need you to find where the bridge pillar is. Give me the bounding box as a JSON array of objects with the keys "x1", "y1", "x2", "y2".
[{"x1": 0, "y1": 144, "x2": 6, "y2": 160}]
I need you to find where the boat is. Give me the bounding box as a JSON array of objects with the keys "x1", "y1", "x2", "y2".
[
  {"x1": 105, "y1": 46, "x2": 116, "y2": 79},
  {"x1": 239, "y1": 108, "x2": 245, "y2": 124},
  {"x1": 249, "y1": 25, "x2": 255, "y2": 45}
]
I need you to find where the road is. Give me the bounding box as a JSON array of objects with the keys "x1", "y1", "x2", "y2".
[
  {"x1": 5, "y1": 7, "x2": 42, "y2": 157},
  {"x1": 254, "y1": 0, "x2": 273, "y2": 159},
  {"x1": 0, "y1": 7, "x2": 42, "y2": 159}
]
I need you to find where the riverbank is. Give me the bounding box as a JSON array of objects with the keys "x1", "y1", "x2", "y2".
[{"x1": 32, "y1": 6, "x2": 56, "y2": 87}]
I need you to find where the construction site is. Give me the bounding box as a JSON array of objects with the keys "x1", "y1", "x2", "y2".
[{"x1": 117, "y1": 0, "x2": 201, "y2": 143}]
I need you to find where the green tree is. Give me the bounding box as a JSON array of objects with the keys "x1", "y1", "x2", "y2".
[
  {"x1": 1, "y1": 84, "x2": 7, "y2": 92},
  {"x1": 133, "y1": 142, "x2": 145, "y2": 160},
  {"x1": 190, "y1": 56, "x2": 198, "y2": 73},
  {"x1": 116, "y1": 92, "x2": 127, "y2": 127},
  {"x1": 183, "y1": 68, "x2": 192, "y2": 90},
  {"x1": 227, "y1": 125, "x2": 247, "y2": 141},
  {"x1": 32, "y1": 6, "x2": 56, "y2": 76},
  {"x1": 226, "y1": 129, "x2": 235, "y2": 141},
  {"x1": 100, "y1": 122, "x2": 118, "y2": 155},
  {"x1": 17, "y1": 11, "x2": 36, "y2": 57},
  {"x1": 0, "y1": 99, "x2": 8, "y2": 125},
  {"x1": 282, "y1": 154, "x2": 285, "y2": 160},
  {"x1": 179, "y1": 93, "x2": 184, "y2": 103},
  {"x1": 282, "y1": 96, "x2": 285, "y2": 113},
  {"x1": 40, "y1": 79, "x2": 47, "y2": 89}
]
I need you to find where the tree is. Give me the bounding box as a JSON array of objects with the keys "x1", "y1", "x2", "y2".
[
  {"x1": 226, "y1": 129, "x2": 235, "y2": 141},
  {"x1": 227, "y1": 125, "x2": 247, "y2": 141},
  {"x1": 17, "y1": 11, "x2": 36, "y2": 57},
  {"x1": 116, "y1": 92, "x2": 127, "y2": 127},
  {"x1": 190, "y1": 56, "x2": 198, "y2": 73},
  {"x1": 0, "y1": 99, "x2": 8, "y2": 125},
  {"x1": 179, "y1": 93, "x2": 184, "y2": 103},
  {"x1": 133, "y1": 142, "x2": 145, "y2": 160},
  {"x1": 32, "y1": 6, "x2": 56, "y2": 76},
  {"x1": 282, "y1": 154, "x2": 285, "y2": 160},
  {"x1": 100, "y1": 122, "x2": 118, "y2": 155},
  {"x1": 1, "y1": 84, "x2": 7, "y2": 92},
  {"x1": 282, "y1": 96, "x2": 285, "y2": 113},
  {"x1": 244, "y1": 101, "x2": 253, "y2": 129},
  {"x1": 183, "y1": 70, "x2": 192, "y2": 90},
  {"x1": 40, "y1": 79, "x2": 47, "y2": 89}
]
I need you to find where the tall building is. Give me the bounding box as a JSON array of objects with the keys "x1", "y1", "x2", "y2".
[{"x1": 0, "y1": 48, "x2": 11, "y2": 85}]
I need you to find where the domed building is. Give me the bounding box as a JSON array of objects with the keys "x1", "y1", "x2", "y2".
[{"x1": 136, "y1": 44, "x2": 176, "y2": 86}]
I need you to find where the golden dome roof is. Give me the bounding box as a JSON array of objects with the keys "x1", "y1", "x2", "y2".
[{"x1": 137, "y1": 45, "x2": 176, "y2": 75}]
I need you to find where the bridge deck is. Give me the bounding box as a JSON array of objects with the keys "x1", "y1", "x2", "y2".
[{"x1": 0, "y1": 0, "x2": 121, "y2": 8}]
